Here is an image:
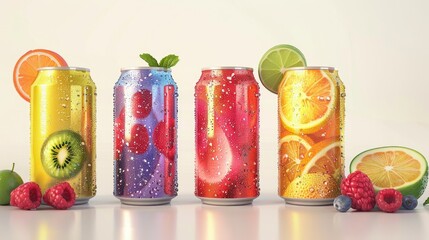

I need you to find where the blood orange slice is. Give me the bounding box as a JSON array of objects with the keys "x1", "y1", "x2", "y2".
[{"x1": 13, "y1": 49, "x2": 67, "y2": 102}]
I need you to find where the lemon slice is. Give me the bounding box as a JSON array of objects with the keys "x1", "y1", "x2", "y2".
[
  {"x1": 350, "y1": 146, "x2": 428, "y2": 198},
  {"x1": 258, "y1": 44, "x2": 306, "y2": 94}
]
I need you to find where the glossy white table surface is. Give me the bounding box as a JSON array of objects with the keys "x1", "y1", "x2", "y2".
[{"x1": 1, "y1": 194, "x2": 428, "y2": 240}]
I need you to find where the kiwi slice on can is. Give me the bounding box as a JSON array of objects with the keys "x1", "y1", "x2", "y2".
[{"x1": 41, "y1": 130, "x2": 87, "y2": 180}]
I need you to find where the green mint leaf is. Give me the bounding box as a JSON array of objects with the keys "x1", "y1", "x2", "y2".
[
  {"x1": 424, "y1": 197, "x2": 429, "y2": 206},
  {"x1": 158, "y1": 55, "x2": 170, "y2": 67},
  {"x1": 139, "y1": 53, "x2": 159, "y2": 67},
  {"x1": 159, "y1": 54, "x2": 179, "y2": 69}
]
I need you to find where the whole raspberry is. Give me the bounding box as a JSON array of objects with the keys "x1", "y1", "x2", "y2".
[
  {"x1": 10, "y1": 182, "x2": 42, "y2": 210},
  {"x1": 43, "y1": 182, "x2": 76, "y2": 210},
  {"x1": 340, "y1": 171, "x2": 376, "y2": 211},
  {"x1": 376, "y1": 189, "x2": 402, "y2": 213}
]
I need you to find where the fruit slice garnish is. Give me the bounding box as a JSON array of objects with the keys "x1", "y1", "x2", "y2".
[
  {"x1": 350, "y1": 146, "x2": 428, "y2": 198},
  {"x1": 13, "y1": 49, "x2": 68, "y2": 102},
  {"x1": 279, "y1": 69, "x2": 336, "y2": 134},
  {"x1": 258, "y1": 44, "x2": 306, "y2": 94},
  {"x1": 301, "y1": 138, "x2": 342, "y2": 182},
  {"x1": 279, "y1": 134, "x2": 314, "y2": 193},
  {"x1": 131, "y1": 89, "x2": 152, "y2": 119}
]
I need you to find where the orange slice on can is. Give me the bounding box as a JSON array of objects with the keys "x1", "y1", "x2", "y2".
[
  {"x1": 301, "y1": 138, "x2": 343, "y2": 182},
  {"x1": 13, "y1": 49, "x2": 68, "y2": 102},
  {"x1": 279, "y1": 134, "x2": 314, "y2": 193},
  {"x1": 279, "y1": 69, "x2": 336, "y2": 134}
]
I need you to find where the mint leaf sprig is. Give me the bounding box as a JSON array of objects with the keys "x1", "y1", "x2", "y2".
[
  {"x1": 139, "y1": 53, "x2": 159, "y2": 67},
  {"x1": 139, "y1": 53, "x2": 179, "y2": 69}
]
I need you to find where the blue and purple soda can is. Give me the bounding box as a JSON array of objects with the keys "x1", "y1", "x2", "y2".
[{"x1": 113, "y1": 67, "x2": 178, "y2": 205}]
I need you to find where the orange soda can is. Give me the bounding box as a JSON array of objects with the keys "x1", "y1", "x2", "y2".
[{"x1": 278, "y1": 66, "x2": 345, "y2": 205}]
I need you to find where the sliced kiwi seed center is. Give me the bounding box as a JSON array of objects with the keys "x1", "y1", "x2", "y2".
[{"x1": 51, "y1": 141, "x2": 75, "y2": 168}]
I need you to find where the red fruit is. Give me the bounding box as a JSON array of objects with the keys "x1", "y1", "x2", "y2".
[
  {"x1": 153, "y1": 120, "x2": 176, "y2": 158},
  {"x1": 132, "y1": 90, "x2": 152, "y2": 118},
  {"x1": 10, "y1": 182, "x2": 42, "y2": 210},
  {"x1": 114, "y1": 108, "x2": 125, "y2": 159},
  {"x1": 340, "y1": 171, "x2": 376, "y2": 211},
  {"x1": 43, "y1": 182, "x2": 76, "y2": 210},
  {"x1": 376, "y1": 189, "x2": 402, "y2": 213},
  {"x1": 128, "y1": 124, "x2": 149, "y2": 154}
]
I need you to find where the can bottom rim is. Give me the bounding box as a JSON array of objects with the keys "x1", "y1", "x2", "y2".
[
  {"x1": 198, "y1": 196, "x2": 256, "y2": 206},
  {"x1": 115, "y1": 196, "x2": 175, "y2": 206},
  {"x1": 281, "y1": 197, "x2": 334, "y2": 206}
]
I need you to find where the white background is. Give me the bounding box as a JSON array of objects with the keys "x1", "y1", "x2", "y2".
[{"x1": 1, "y1": 1, "x2": 429, "y2": 239}]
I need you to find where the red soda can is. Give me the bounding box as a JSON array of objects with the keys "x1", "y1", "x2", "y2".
[{"x1": 195, "y1": 67, "x2": 259, "y2": 205}]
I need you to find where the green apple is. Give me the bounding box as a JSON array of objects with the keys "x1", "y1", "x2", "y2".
[{"x1": 0, "y1": 163, "x2": 24, "y2": 205}]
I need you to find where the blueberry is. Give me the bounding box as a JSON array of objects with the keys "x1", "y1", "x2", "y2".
[
  {"x1": 333, "y1": 195, "x2": 352, "y2": 212},
  {"x1": 402, "y1": 195, "x2": 418, "y2": 210}
]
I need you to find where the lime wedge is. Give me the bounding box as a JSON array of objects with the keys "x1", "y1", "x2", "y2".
[
  {"x1": 258, "y1": 44, "x2": 306, "y2": 94},
  {"x1": 350, "y1": 146, "x2": 428, "y2": 199}
]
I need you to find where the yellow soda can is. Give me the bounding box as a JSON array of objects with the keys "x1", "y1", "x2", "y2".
[
  {"x1": 30, "y1": 67, "x2": 96, "y2": 204},
  {"x1": 278, "y1": 66, "x2": 345, "y2": 205}
]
